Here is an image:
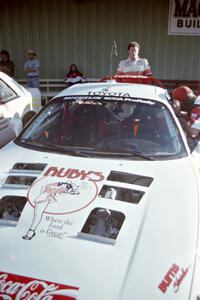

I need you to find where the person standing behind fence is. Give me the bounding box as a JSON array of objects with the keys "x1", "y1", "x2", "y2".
[
  {"x1": 24, "y1": 49, "x2": 40, "y2": 88},
  {"x1": 117, "y1": 41, "x2": 152, "y2": 76},
  {"x1": 0, "y1": 50, "x2": 15, "y2": 77}
]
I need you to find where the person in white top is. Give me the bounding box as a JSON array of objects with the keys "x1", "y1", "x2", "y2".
[{"x1": 117, "y1": 41, "x2": 152, "y2": 76}]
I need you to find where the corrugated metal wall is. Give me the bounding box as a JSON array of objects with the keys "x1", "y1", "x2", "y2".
[{"x1": 0, "y1": 0, "x2": 200, "y2": 80}]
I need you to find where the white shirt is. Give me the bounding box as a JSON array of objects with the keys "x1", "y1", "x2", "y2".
[{"x1": 117, "y1": 57, "x2": 152, "y2": 76}]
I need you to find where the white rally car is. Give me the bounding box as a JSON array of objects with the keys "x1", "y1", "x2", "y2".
[{"x1": 0, "y1": 78, "x2": 200, "y2": 300}]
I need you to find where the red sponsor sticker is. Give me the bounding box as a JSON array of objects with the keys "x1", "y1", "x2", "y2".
[
  {"x1": 0, "y1": 271, "x2": 79, "y2": 299},
  {"x1": 158, "y1": 263, "x2": 190, "y2": 294}
]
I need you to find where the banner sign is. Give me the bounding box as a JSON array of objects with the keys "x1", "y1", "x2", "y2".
[{"x1": 168, "y1": 0, "x2": 200, "y2": 35}]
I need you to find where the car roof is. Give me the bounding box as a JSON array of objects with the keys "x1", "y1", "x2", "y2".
[{"x1": 55, "y1": 81, "x2": 170, "y2": 103}]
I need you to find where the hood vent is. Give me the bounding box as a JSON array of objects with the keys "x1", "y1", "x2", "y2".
[
  {"x1": 0, "y1": 196, "x2": 27, "y2": 226},
  {"x1": 98, "y1": 171, "x2": 153, "y2": 204},
  {"x1": 107, "y1": 171, "x2": 153, "y2": 187},
  {"x1": 3, "y1": 176, "x2": 37, "y2": 189},
  {"x1": 99, "y1": 185, "x2": 144, "y2": 204},
  {"x1": 11, "y1": 163, "x2": 47, "y2": 174},
  {"x1": 79, "y1": 207, "x2": 125, "y2": 244}
]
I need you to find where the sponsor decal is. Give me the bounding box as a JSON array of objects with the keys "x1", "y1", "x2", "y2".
[
  {"x1": 88, "y1": 89, "x2": 130, "y2": 97},
  {"x1": 168, "y1": 0, "x2": 200, "y2": 35},
  {"x1": 0, "y1": 272, "x2": 79, "y2": 299},
  {"x1": 63, "y1": 95, "x2": 155, "y2": 105},
  {"x1": 44, "y1": 166, "x2": 105, "y2": 182},
  {"x1": 39, "y1": 215, "x2": 73, "y2": 239},
  {"x1": 158, "y1": 263, "x2": 190, "y2": 293},
  {"x1": 24, "y1": 178, "x2": 97, "y2": 240},
  {"x1": 22, "y1": 167, "x2": 105, "y2": 240}
]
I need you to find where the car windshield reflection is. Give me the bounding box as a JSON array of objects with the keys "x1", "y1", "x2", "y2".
[{"x1": 17, "y1": 96, "x2": 187, "y2": 160}]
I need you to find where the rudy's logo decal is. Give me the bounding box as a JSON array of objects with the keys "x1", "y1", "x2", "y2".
[
  {"x1": 0, "y1": 272, "x2": 79, "y2": 299},
  {"x1": 158, "y1": 263, "x2": 190, "y2": 293},
  {"x1": 44, "y1": 166, "x2": 105, "y2": 182},
  {"x1": 23, "y1": 175, "x2": 100, "y2": 240}
]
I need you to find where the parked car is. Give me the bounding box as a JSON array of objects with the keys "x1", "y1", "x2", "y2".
[
  {"x1": 0, "y1": 78, "x2": 199, "y2": 300},
  {"x1": 0, "y1": 71, "x2": 35, "y2": 147}
]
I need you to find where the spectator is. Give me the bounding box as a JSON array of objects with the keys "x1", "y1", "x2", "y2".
[
  {"x1": 117, "y1": 41, "x2": 152, "y2": 76},
  {"x1": 0, "y1": 50, "x2": 15, "y2": 77},
  {"x1": 172, "y1": 86, "x2": 198, "y2": 112},
  {"x1": 65, "y1": 64, "x2": 86, "y2": 86},
  {"x1": 172, "y1": 86, "x2": 199, "y2": 138},
  {"x1": 24, "y1": 49, "x2": 40, "y2": 88}
]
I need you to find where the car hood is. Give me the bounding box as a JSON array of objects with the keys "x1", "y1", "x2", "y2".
[{"x1": 0, "y1": 143, "x2": 199, "y2": 300}]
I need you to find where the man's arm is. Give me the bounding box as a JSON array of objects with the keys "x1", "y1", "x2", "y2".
[
  {"x1": 24, "y1": 66, "x2": 39, "y2": 73},
  {"x1": 24, "y1": 60, "x2": 39, "y2": 73},
  {"x1": 178, "y1": 115, "x2": 199, "y2": 138},
  {"x1": 116, "y1": 60, "x2": 124, "y2": 75},
  {"x1": 143, "y1": 59, "x2": 152, "y2": 76}
]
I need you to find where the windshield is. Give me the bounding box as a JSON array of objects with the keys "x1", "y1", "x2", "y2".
[{"x1": 17, "y1": 96, "x2": 187, "y2": 160}]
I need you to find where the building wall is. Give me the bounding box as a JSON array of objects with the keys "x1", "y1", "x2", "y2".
[{"x1": 0, "y1": 0, "x2": 200, "y2": 80}]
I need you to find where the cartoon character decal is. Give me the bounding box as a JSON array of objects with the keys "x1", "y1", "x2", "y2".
[
  {"x1": 23, "y1": 181, "x2": 81, "y2": 240},
  {"x1": 22, "y1": 166, "x2": 105, "y2": 240}
]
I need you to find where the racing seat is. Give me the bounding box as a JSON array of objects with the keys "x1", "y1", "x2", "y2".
[
  {"x1": 122, "y1": 106, "x2": 161, "y2": 141},
  {"x1": 69, "y1": 104, "x2": 108, "y2": 146}
]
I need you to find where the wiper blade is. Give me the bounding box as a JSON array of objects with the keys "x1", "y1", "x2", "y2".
[
  {"x1": 19, "y1": 140, "x2": 153, "y2": 160},
  {"x1": 60, "y1": 148, "x2": 91, "y2": 158},
  {"x1": 101, "y1": 147, "x2": 154, "y2": 160},
  {"x1": 20, "y1": 138, "x2": 36, "y2": 143},
  {"x1": 20, "y1": 140, "x2": 91, "y2": 157}
]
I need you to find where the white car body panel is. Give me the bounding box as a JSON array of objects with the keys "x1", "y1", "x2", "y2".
[
  {"x1": 56, "y1": 81, "x2": 168, "y2": 101},
  {"x1": 0, "y1": 82, "x2": 199, "y2": 300},
  {"x1": 0, "y1": 71, "x2": 33, "y2": 147}
]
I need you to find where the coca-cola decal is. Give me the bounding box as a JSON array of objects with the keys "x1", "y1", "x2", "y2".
[
  {"x1": 0, "y1": 272, "x2": 79, "y2": 299},
  {"x1": 23, "y1": 167, "x2": 105, "y2": 240}
]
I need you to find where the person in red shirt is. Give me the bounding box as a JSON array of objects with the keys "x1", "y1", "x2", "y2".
[
  {"x1": 65, "y1": 64, "x2": 86, "y2": 86},
  {"x1": 172, "y1": 86, "x2": 200, "y2": 139}
]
